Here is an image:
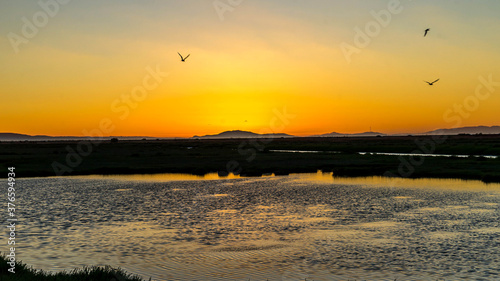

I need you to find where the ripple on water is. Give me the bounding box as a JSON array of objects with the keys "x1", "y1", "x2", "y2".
[{"x1": 16, "y1": 174, "x2": 500, "y2": 281}]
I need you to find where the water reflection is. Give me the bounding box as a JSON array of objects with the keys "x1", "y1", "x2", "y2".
[
  {"x1": 300, "y1": 171, "x2": 500, "y2": 191},
  {"x1": 359, "y1": 151, "x2": 498, "y2": 159},
  {"x1": 17, "y1": 173, "x2": 500, "y2": 281},
  {"x1": 73, "y1": 172, "x2": 242, "y2": 181},
  {"x1": 270, "y1": 149, "x2": 498, "y2": 159}
]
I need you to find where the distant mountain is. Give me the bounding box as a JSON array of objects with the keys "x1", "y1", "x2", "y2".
[
  {"x1": 351, "y1": 131, "x2": 386, "y2": 137},
  {"x1": 424, "y1": 126, "x2": 500, "y2": 135},
  {"x1": 193, "y1": 130, "x2": 294, "y2": 139},
  {"x1": 0, "y1": 133, "x2": 157, "y2": 141},
  {"x1": 312, "y1": 131, "x2": 386, "y2": 137},
  {"x1": 0, "y1": 133, "x2": 34, "y2": 141},
  {"x1": 313, "y1": 132, "x2": 345, "y2": 137},
  {"x1": 316, "y1": 126, "x2": 500, "y2": 137},
  {"x1": 2, "y1": 126, "x2": 498, "y2": 142}
]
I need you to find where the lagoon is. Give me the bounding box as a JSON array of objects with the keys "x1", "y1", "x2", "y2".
[
  {"x1": 16, "y1": 173, "x2": 500, "y2": 280},
  {"x1": 271, "y1": 149, "x2": 499, "y2": 159}
]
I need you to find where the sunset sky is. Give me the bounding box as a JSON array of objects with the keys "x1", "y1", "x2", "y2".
[{"x1": 1, "y1": 0, "x2": 499, "y2": 137}]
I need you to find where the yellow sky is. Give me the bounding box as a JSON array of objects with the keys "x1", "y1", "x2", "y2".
[{"x1": 1, "y1": 1, "x2": 499, "y2": 137}]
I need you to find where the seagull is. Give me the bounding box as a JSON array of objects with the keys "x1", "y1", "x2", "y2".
[
  {"x1": 178, "y1": 52, "x2": 190, "y2": 62},
  {"x1": 424, "y1": 28, "x2": 430, "y2": 37},
  {"x1": 424, "y1": 79, "x2": 440, "y2": 85}
]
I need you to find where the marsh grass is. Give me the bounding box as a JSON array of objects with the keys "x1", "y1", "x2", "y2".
[
  {"x1": 0, "y1": 255, "x2": 447, "y2": 281},
  {"x1": 0, "y1": 254, "x2": 149, "y2": 281},
  {"x1": 1, "y1": 135, "x2": 500, "y2": 182}
]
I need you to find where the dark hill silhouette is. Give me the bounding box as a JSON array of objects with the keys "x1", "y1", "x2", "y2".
[
  {"x1": 193, "y1": 130, "x2": 293, "y2": 139},
  {"x1": 424, "y1": 126, "x2": 500, "y2": 135},
  {"x1": 1, "y1": 126, "x2": 499, "y2": 141},
  {"x1": 312, "y1": 131, "x2": 386, "y2": 137},
  {"x1": 0, "y1": 133, "x2": 155, "y2": 141},
  {"x1": 0, "y1": 133, "x2": 34, "y2": 141}
]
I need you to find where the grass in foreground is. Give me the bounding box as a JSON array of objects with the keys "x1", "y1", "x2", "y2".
[
  {"x1": 0, "y1": 254, "x2": 453, "y2": 281},
  {"x1": 0, "y1": 254, "x2": 149, "y2": 281}
]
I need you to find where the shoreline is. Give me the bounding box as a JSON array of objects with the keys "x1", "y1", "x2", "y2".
[
  {"x1": 1, "y1": 135, "x2": 499, "y2": 183},
  {"x1": 7, "y1": 168, "x2": 500, "y2": 184},
  {"x1": 0, "y1": 254, "x2": 147, "y2": 281}
]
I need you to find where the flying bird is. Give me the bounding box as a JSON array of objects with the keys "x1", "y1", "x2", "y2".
[
  {"x1": 178, "y1": 52, "x2": 190, "y2": 62},
  {"x1": 424, "y1": 28, "x2": 430, "y2": 37},
  {"x1": 424, "y1": 79, "x2": 440, "y2": 85}
]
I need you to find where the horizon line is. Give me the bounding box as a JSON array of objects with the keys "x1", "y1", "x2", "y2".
[{"x1": 2, "y1": 125, "x2": 500, "y2": 139}]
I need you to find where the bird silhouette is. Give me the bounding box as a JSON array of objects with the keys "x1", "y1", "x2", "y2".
[
  {"x1": 424, "y1": 79, "x2": 440, "y2": 85},
  {"x1": 178, "y1": 52, "x2": 190, "y2": 62},
  {"x1": 424, "y1": 28, "x2": 430, "y2": 37}
]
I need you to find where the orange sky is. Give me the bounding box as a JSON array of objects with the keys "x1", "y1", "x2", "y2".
[{"x1": 1, "y1": 1, "x2": 499, "y2": 137}]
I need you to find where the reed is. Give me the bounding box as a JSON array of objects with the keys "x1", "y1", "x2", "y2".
[{"x1": 0, "y1": 254, "x2": 149, "y2": 281}]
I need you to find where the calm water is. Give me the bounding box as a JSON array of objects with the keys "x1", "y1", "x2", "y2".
[
  {"x1": 270, "y1": 149, "x2": 498, "y2": 159},
  {"x1": 13, "y1": 173, "x2": 500, "y2": 280}
]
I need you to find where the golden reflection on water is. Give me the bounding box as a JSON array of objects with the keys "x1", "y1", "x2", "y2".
[
  {"x1": 19, "y1": 172, "x2": 500, "y2": 280},
  {"x1": 77, "y1": 172, "x2": 242, "y2": 181},
  {"x1": 294, "y1": 171, "x2": 500, "y2": 191},
  {"x1": 72, "y1": 171, "x2": 500, "y2": 192}
]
